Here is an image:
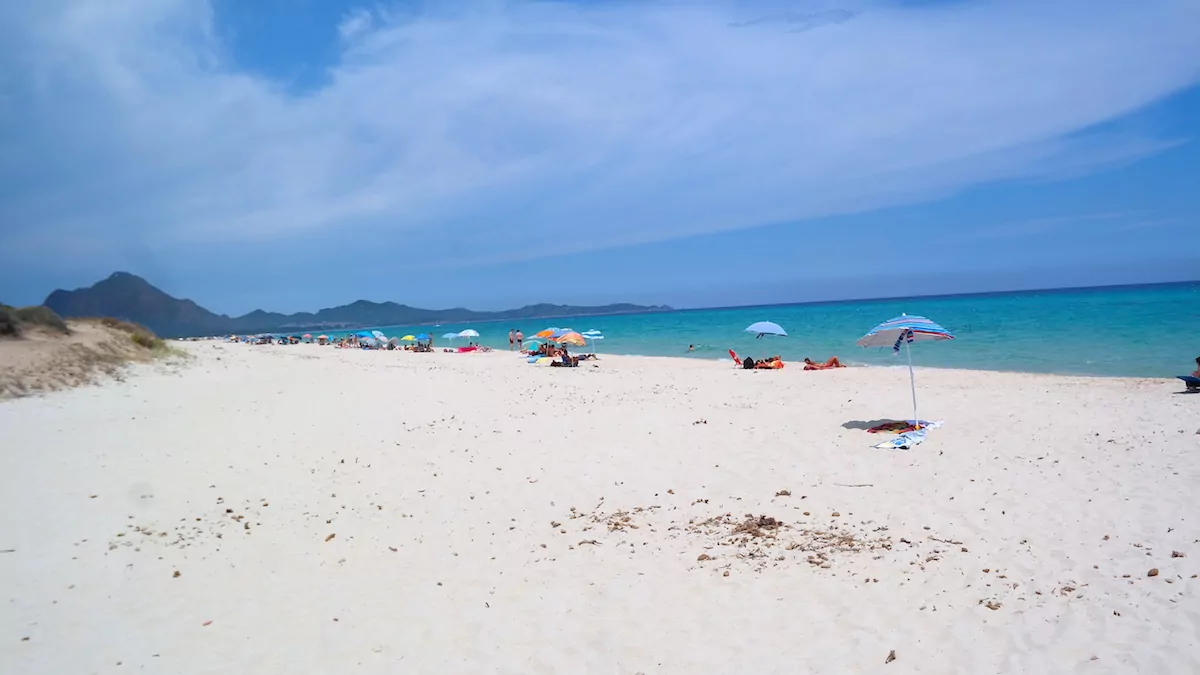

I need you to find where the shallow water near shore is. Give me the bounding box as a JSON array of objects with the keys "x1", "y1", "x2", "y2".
[{"x1": 343, "y1": 282, "x2": 1199, "y2": 378}]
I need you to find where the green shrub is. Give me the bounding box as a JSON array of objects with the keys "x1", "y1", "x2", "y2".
[
  {"x1": 0, "y1": 305, "x2": 21, "y2": 337},
  {"x1": 129, "y1": 331, "x2": 165, "y2": 350},
  {"x1": 12, "y1": 305, "x2": 70, "y2": 334},
  {"x1": 0, "y1": 304, "x2": 69, "y2": 336}
]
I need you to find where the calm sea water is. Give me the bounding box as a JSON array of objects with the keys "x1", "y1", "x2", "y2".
[{"x1": 336, "y1": 283, "x2": 1200, "y2": 378}]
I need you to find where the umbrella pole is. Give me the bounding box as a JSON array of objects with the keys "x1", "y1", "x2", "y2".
[{"x1": 905, "y1": 339, "x2": 918, "y2": 427}]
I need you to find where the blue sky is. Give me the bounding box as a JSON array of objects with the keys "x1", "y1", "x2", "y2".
[{"x1": 0, "y1": 0, "x2": 1197, "y2": 314}]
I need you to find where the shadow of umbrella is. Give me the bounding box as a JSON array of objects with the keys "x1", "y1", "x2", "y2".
[{"x1": 841, "y1": 419, "x2": 907, "y2": 431}]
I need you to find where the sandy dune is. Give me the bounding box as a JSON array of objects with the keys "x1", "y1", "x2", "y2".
[
  {"x1": 0, "y1": 320, "x2": 184, "y2": 400},
  {"x1": 2, "y1": 342, "x2": 1198, "y2": 674}
]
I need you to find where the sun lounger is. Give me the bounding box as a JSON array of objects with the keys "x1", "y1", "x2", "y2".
[{"x1": 1179, "y1": 375, "x2": 1200, "y2": 392}]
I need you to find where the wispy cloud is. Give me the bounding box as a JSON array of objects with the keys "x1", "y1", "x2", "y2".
[
  {"x1": 338, "y1": 8, "x2": 374, "y2": 42},
  {"x1": 1, "y1": 0, "x2": 1198, "y2": 278}
]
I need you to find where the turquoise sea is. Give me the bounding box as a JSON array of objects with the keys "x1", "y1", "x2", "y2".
[{"x1": 341, "y1": 283, "x2": 1200, "y2": 378}]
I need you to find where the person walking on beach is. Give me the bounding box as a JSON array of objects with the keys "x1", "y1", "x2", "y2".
[
  {"x1": 509, "y1": 329, "x2": 515, "y2": 351},
  {"x1": 515, "y1": 329, "x2": 524, "y2": 352}
]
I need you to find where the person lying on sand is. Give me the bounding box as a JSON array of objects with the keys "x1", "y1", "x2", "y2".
[
  {"x1": 750, "y1": 356, "x2": 784, "y2": 369},
  {"x1": 803, "y1": 356, "x2": 844, "y2": 370}
]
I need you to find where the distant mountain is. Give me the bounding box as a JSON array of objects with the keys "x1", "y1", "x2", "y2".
[
  {"x1": 43, "y1": 272, "x2": 672, "y2": 338},
  {"x1": 44, "y1": 273, "x2": 229, "y2": 338}
]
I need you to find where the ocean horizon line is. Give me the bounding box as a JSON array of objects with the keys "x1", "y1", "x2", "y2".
[{"x1": 351, "y1": 278, "x2": 1200, "y2": 331}]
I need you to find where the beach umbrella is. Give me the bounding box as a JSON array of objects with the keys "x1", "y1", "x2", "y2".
[
  {"x1": 302, "y1": 333, "x2": 312, "y2": 339},
  {"x1": 582, "y1": 331, "x2": 604, "y2": 353},
  {"x1": 857, "y1": 314, "x2": 955, "y2": 428},
  {"x1": 458, "y1": 329, "x2": 479, "y2": 338},
  {"x1": 554, "y1": 331, "x2": 587, "y2": 347},
  {"x1": 442, "y1": 332, "x2": 460, "y2": 340},
  {"x1": 416, "y1": 333, "x2": 430, "y2": 341},
  {"x1": 372, "y1": 330, "x2": 386, "y2": 340},
  {"x1": 534, "y1": 327, "x2": 560, "y2": 339},
  {"x1": 745, "y1": 321, "x2": 787, "y2": 338},
  {"x1": 400, "y1": 334, "x2": 416, "y2": 341},
  {"x1": 355, "y1": 330, "x2": 373, "y2": 339}
]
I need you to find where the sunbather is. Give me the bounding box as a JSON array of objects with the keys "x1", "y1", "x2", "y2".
[
  {"x1": 1179, "y1": 357, "x2": 1200, "y2": 391},
  {"x1": 753, "y1": 356, "x2": 784, "y2": 369},
  {"x1": 803, "y1": 356, "x2": 845, "y2": 371}
]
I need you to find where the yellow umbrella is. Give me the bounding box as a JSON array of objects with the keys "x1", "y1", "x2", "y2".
[
  {"x1": 401, "y1": 335, "x2": 416, "y2": 341},
  {"x1": 555, "y1": 332, "x2": 587, "y2": 347}
]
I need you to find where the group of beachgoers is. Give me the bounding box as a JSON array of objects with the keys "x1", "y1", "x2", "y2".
[
  {"x1": 524, "y1": 340, "x2": 597, "y2": 367},
  {"x1": 730, "y1": 349, "x2": 845, "y2": 371}
]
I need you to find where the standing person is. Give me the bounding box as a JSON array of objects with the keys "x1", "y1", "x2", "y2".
[
  {"x1": 515, "y1": 328, "x2": 524, "y2": 352},
  {"x1": 509, "y1": 329, "x2": 515, "y2": 351}
]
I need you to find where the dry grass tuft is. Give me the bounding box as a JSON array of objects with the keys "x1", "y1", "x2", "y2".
[{"x1": 81, "y1": 317, "x2": 167, "y2": 351}]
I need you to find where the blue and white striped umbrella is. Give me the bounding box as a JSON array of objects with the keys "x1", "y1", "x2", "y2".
[
  {"x1": 581, "y1": 330, "x2": 604, "y2": 353},
  {"x1": 857, "y1": 314, "x2": 955, "y2": 433},
  {"x1": 856, "y1": 314, "x2": 954, "y2": 349}
]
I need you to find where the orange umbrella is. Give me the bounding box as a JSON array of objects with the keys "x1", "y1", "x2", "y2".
[
  {"x1": 534, "y1": 328, "x2": 558, "y2": 339},
  {"x1": 555, "y1": 332, "x2": 587, "y2": 347}
]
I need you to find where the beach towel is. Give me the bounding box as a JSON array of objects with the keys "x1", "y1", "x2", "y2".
[
  {"x1": 1179, "y1": 375, "x2": 1200, "y2": 391},
  {"x1": 867, "y1": 420, "x2": 943, "y2": 434},
  {"x1": 873, "y1": 428, "x2": 926, "y2": 450}
]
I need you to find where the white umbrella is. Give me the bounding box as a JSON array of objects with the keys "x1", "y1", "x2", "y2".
[{"x1": 458, "y1": 329, "x2": 479, "y2": 338}]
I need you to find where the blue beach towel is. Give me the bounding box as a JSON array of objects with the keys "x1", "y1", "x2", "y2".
[
  {"x1": 1179, "y1": 375, "x2": 1200, "y2": 391},
  {"x1": 873, "y1": 428, "x2": 927, "y2": 450}
]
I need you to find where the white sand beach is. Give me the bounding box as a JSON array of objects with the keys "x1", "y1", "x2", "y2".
[{"x1": 2, "y1": 343, "x2": 1198, "y2": 674}]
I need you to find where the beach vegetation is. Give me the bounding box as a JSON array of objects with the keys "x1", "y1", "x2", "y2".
[
  {"x1": 0, "y1": 303, "x2": 71, "y2": 337},
  {"x1": 82, "y1": 317, "x2": 170, "y2": 352}
]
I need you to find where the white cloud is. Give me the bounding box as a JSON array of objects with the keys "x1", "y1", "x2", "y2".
[
  {"x1": 338, "y1": 8, "x2": 374, "y2": 42},
  {"x1": 1, "y1": 0, "x2": 1199, "y2": 274}
]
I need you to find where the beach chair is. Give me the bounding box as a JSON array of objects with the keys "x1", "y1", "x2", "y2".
[
  {"x1": 1178, "y1": 375, "x2": 1200, "y2": 392},
  {"x1": 729, "y1": 349, "x2": 741, "y2": 367}
]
